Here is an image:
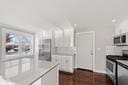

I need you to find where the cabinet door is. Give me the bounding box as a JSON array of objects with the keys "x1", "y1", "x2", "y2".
[
  {"x1": 55, "y1": 56, "x2": 62, "y2": 70},
  {"x1": 52, "y1": 55, "x2": 62, "y2": 70},
  {"x1": 54, "y1": 30, "x2": 63, "y2": 47},
  {"x1": 62, "y1": 56, "x2": 73, "y2": 73},
  {"x1": 63, "y1": 29, "x2": 73, "y2": 47}
]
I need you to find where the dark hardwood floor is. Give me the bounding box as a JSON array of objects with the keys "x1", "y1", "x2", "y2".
[{"x1": 59, "y1": 69, "x2": 113, "y2": 85}]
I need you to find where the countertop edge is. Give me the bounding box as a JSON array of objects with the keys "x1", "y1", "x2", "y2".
[{"x1": 10, "y1": 61, "x2": 59, "y2": 85}]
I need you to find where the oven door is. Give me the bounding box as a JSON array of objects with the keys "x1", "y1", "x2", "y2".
[
  {"x1": 106, "y1": 59, "x2": 116, "y2": 83},
  {"x1": 114, "y1": 36, "x2": 121, "y2": 45}
]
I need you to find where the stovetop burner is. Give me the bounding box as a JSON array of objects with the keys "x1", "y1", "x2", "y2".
[{"x1": 107, "y1": 55, "x2": 128, "y2": 62}]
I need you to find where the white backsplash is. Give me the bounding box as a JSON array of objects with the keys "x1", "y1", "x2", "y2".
[
  {"x1": 106, "y1": 46, "x2": 123, "y2": 56},
  {"x1": 106, "y1": 45, "x2": 128, "y2": 56},
  {"x1": 54, "y1": 47, "x2": 76, "y2": 55}
]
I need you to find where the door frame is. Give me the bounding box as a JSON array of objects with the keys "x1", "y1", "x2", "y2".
[{"x1": 75, "y1": 31, "x2": 95, "y2": 71}]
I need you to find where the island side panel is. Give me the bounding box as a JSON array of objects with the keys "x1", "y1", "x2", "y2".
[{"x1": 41, "y1": 65, "x2": 59, "y2": 85}]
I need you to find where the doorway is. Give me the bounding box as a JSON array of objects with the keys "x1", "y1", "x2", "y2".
[{"x1": 76, "y1": 31, "x2": 95, "y2": 71}]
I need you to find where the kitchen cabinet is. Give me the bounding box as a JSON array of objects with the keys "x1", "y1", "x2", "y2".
[
  {"x1": 53, "y1": 29, "x2": 74, "y2": 47},
  {"x1": 52, "y1": 55, "x2": 62, "y2": 70},
  {"x1": 63, "y1": 29, "x2": 74, "y2": 47},
  {"x1": 54, "y1": 29, "x2": 63, "y2": 47},
  {"x1": 62, "y1": 56, "x2": 73, "y2": 72},
  {"x1": 52, "y1": 55, "x2": 74, "y2": 73}
]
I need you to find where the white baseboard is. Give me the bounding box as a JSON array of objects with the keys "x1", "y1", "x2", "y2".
[
  {"x1": 73, "y1": 67, "x2": 107, "y2": 74},
  {"x1": 93, "y1": 69, "x2": 106, "y2": 74}
]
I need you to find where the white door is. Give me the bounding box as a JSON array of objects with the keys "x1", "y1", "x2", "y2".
[{"x1": 76, "y1": 32, "x2": 95, "y2": 70}]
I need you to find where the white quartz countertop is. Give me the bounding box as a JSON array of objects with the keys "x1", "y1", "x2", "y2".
[{"x1": 8, "y1": 60, "x2": 59, "y2": 85}]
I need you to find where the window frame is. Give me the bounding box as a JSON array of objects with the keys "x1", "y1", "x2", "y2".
[{"x1": 2, "y1": 28, "x2": 34, "y2": 61}]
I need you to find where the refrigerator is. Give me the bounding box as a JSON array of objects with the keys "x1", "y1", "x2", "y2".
[{"x1": 39, "y1": 39, "x2": 51, "y2": 61}]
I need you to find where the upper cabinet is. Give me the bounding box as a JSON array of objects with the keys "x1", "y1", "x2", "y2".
[
  {"x1": 54, "y1": 29, "x2": 63, "y2": 47},
  {"x1": 53, "y1": 29, "x2": 74, "y2": 47},
  {"x1": 0, "y1": 27, "x2": 34, "y2": 61}
]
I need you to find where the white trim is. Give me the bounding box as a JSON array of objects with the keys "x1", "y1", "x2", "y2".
[
  {"x1": 76, "y1": 31, "x2": 95, "y2": 34},
  {"x1": 0, "y1": 23, "x2": 35, "y2": 34},
  {"x1": 75, "y1": 31, "x2": 96, "y2": 71},
  {"x1": 1, "y1": 27, "x2": 35, "y2": 61},
  {"x1": 94, "y1": 69, "x2": 107, "y2": 74},
  {"x1": 92, "y1": 31, "x2": 96, "y2": 72}
]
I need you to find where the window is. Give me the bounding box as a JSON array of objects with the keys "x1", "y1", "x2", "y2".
[
  {"x1": 3, "y1": 28, "x2": 34, "y2": 59},
  {"x1": 21, "y1": 34, "x2": 33, "y2": 55},
  {"x1": 6, "y1": 33, "x2": 20, "y2": 56}
]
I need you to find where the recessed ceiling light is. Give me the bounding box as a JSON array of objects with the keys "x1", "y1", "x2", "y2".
[
  {"x1": 74, "y1": 24, "x2": 77, "y2": 27},
  {"x1": 112, "y1": 19, "x2": 116, "y2": 23}
]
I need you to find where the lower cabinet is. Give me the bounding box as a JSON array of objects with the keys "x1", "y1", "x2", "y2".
[
  {"x1": 52, "y1": 55, "x2": 62, "y2": 70},
  {"x1": 52, "y1": 55, "x2": 74, "y2": 73},
  {"x1": 32, "y1": 65, "x2": 59, "y2": 85},
  {"x1": 62, "y1": 56, "x2": 73, "y2": 73}
]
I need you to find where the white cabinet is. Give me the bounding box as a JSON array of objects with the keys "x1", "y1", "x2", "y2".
[
  {"x1": 62, "y1": 56, "x2": 73, "y2": 72},
  {"x1": 54, "y1": 29, "x2": 63, "y2": 47},
  {"x1": 52, "y1": 55, "x2": 62, "y2": 70},
  {"x1": 52, "y1": 55, "x2": 74, "y2": 73},
  {"x1": 63, "y1": 29, "x2": 74, "y2": 47},
  {"x1": 53, "y1": 29, "x2": 74, "y2": 47}
]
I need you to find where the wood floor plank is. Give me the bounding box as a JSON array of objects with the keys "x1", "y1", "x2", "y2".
[{"x1": 59, "y1": 69, "x2": 113, "y2": 85}]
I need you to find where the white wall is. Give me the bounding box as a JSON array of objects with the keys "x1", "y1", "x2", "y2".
[
  {"x1": 76, "y1": 25, "x2": 115, "y2": 73},
  {"x1": 115, "y1": 16, "x2": 128, "y2": 35}
]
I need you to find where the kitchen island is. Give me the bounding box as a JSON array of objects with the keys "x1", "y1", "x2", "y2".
[{"x1": 0, "y1": 60, "x2": 59, "y2": 85}]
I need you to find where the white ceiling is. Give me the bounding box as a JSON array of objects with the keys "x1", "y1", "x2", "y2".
[{"x1": 0, "y1": 0, "x2": 128, "y2": 32}]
